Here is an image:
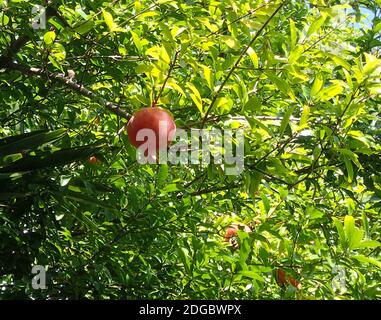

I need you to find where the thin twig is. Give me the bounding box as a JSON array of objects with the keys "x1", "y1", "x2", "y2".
[
  {"x1": 6, "y1": 62, "x2": 130, "y2": 119},
  {"x1": 201, "y1": 2, "x2": 286, "y2": 127},
  {"x1": 154, "y1": 50, "x2": 180, "y2": 105}
]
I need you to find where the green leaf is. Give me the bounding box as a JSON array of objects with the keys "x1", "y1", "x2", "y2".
[
  {"x1": 357, "y1": 240, "x2": 381, "y2": 249},
  {"x1": 74, "y1": 20, "x2": 94, "y2": 35},
  {"x1": 187, "y1": 83, "x2": 203, "y2": 115},
  {"x1": 215, "y1": 97, "x2": 233, "y2": 115},
  {"x1": 60, "y1": 175, "x2": 72, "y2": 187},
  {"x1": 374, "y1": 21, "x2": 381, "y2": 33},
  {"x1": 349, "y1": 228, "x2": 363, "y2": 250},
  {"x1": 0, "y1": 172, "x2": 24, "y2": 180},
  {"x1": 333, "y1": 217, "x2": 346, "y2": 249},
  {"x1": 316, "y1": 84, "x2": 343, "y2": 101},
  {"x1": 337, "y1": 149, "x2": 362, "y2": 168},
  {"x1": 240, "y1": 271, "x2": 264, "y2": 282},
  {"x1": 136, "y1": 11, "x2": 158, "y2": 21},
  {"x1": 306, "y1": 206, "x2": 324, "y2": 220},
  {"x1": 220, "y1": 35, "x2": 240, "y2": 50},
  {"x1": 327, "y1": 54, "x2": 351, "y2": 71},
  {"x1": 362, "y1": 212, "x2": 369, "y2": 238},
  {"x1": 266, "y1": 71, "x2": 296, "y2": 101},
  {"x1": 131, "y1": 30, "x2": 142, "y2": 52},
  {"x1": 64, "y1": 190, "x2": 117, "y2": 211},
  {"x1": 344, "y1": 215, "x2": 355, "y2": 239},
  {"x1": 298, "y1": 105, "x2": 310, "y2": 130},
  {"x1": 75, "y1": 211, "x2": 100, "y2": 232},
  {"x1": 49, "y1": 56, "x2": 63, "y2": 72},
  {"x1": 289, "y1": 19, "x2": 297, "y2": 48},
  {"x1": 245, "y1": 96, "x2": 261, "y2": 112},
  {"x1": 279, "y1": 105, "x2": 296, "y2": 136},
  {"x1": 52, "y1": 43, "x2": 66, "y2": 61},
  {"x1": 167, "y1": 78, "x2": 186, "y2": 96},
  {"x1": 343, "y1": 157, "x2": 354, "y2": 183},
  {"x1": 0, "y1": 13, "x2": 9, "y2": 26},
  {"x1": 159, "y1": 46, "x2": 171, "y2": 66},
  {"x1": 102, "y1": 9, "x2": 115, "y2": 32},
  {"x1": 245, "y1": 170, "x2": 264, "y2": 196},
  {"x1": 247, "y1": 47, "x2": 259, "y2": 68},
  {"x1": 343, "y1": 215, "x2": 363, "y2": 250},
  {"x1": 310, "y1": 74, "x2": 324, "y2": 98},
  {"x1": 197, "y1": 17, "x2": 218, "y2": 32},
  {"x1": 260, "y1": 193, "x2": 270, "y2": 214},
  {"x1": 162, "y1": 184, "x2": 179, "y2": 193},
  {"x1": 43, "y1": 31, "x2": 56, "y2": 45},
  {"x1": 343, "y1": 69, "x2": 353, "y2": 89},
  {"x1": 157, "y1": 164, "x2": 168, "y2": 187},
  {"x1": 177, "y1": 247, "x2": 191, "y2": 276},
  {"x1": 288, "y1": 45, "x2": 303, "y2": 64},
  {"x1": 352, "y1": 255, "x2": 381, "y2": 269},
  {"x1": 363, "y1": 53, "x2": 381, "y2": 76},
  {"x1": 0, "y1": 145, "x2": 102, "y2": 173},
  {"x1": 0, "y1": 130, "x2": 47, "y2": 147},
  {"x1": 201, "y1": 65, "x2": 214, "y2": 90},
  {"x1": 0, "y1": 129, "x2": 67, "y2": 156},
  {"x1": 306, "y1": 13, "x2": 327, "y2": 37}
]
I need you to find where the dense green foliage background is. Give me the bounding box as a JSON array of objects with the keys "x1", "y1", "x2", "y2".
[{"x1": 0, "y1": 0, "x2": 380, "y2": 299}]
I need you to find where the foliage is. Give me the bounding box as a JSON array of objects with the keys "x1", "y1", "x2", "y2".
[{"x1": 0, "y1": 0, "x2": 380, "y2": 299}]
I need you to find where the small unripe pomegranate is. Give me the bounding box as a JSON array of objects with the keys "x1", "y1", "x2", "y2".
[
  {"x1": 275, "y1": 269, "x2": 287, "y2": 287},
  {"x1": 275, "y1": 268, "x2": 302, "y2": 289},
  {"x1": 224, "y1": 227, "x2": 238, "y2": 241},
  {"x1": 224, "y1": 223, "x2": 252, "y2": 250},
  {"x1": 88, "y1": 156, "x2": 97, "y2": 164}
]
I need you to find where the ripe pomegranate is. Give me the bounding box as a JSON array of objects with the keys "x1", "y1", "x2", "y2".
[{"x1": 126, "y1": 107, "x2": 176, "y2": 151}]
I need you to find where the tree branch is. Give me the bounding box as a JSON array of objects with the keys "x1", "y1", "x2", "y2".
[
  {"x1": 154, "y1": 50, "x2": 180, "y2": 105},
  {"x1": 5, "y1": 62, "x2": 130, "y2": 119}
]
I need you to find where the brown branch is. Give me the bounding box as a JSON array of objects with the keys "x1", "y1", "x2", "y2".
[
  {"x1": 0, "y1": 35, "x2": 30, "y2": 68},
  {"x1": 186, "y1": 183, "x2": 242, "y2": 197},
  {"x1": 6, "y1": 35, "x2": 30, "y2": 57},
  {"x1": 6, "y1": 62, "x2": 130, "y2": 119},
  {"x1": 247, "y1": 165, "x2": 292, "y2": 186}
]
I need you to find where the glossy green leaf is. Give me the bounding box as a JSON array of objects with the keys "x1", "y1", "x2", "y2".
[
  {"x1": 187, "y1": 83, "x2": 203, "y2": 115},
  {"x1": 289, "y1": 19, "x2": 297, "y2": 48},
  {"x1": 306, "y1": 13, "x2": 327, "y2": 37},
  {"x1": 0, "y1": 129, "x2": 67, "y2": 156},
  {"x1": 266, "y1": 72, "x2": 296, "y2": 101}
]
